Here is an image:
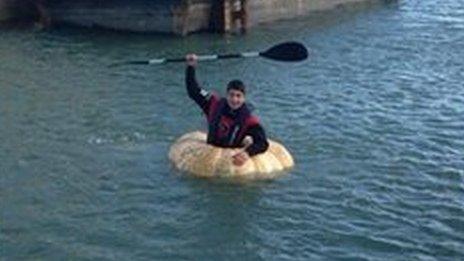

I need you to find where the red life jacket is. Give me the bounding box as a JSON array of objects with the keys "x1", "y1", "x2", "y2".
[{"x1": 206, "y1": 94, "x2": 259, "y2": 148}]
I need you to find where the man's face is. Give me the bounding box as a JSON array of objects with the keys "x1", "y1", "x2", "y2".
[{"x1": 227, "y1": 89, "x2": 245, "y2": 110}]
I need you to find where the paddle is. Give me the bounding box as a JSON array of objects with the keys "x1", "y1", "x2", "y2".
[{"x1": 110, "y1": 41, "x2": 308, "y2": 66}]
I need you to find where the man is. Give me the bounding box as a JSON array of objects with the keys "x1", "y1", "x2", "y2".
[{"x1": 185, "y1": 54, "x2": 269, "y2": 166}]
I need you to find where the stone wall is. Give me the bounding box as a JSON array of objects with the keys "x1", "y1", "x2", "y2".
[
  {"x1": 1, "y1": 0, "x2": 388, "y2": 33},
  {"x1": 248, "y1": 0, "x2": 377, "y2": 25},
  {"x1": 46, "y1": 0, "x2": 181, "y2": 33}
]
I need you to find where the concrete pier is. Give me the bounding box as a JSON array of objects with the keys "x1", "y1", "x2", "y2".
[{"x1": 1, "y1": 0, "x2": 392, "y2": 34}]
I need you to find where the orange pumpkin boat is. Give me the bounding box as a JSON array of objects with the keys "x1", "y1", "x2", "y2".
[{"x1": 169, "y1": 131, "x2": 294, "y2": 179}]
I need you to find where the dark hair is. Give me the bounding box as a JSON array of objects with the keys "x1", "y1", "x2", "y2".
[{"x1": 227, "y1": 80, "x2": 246, "y2": 94}]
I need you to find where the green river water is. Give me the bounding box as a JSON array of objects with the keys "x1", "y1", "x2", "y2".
[{"x1": 1, "y1": 0, "x2": 463, "y2": 260}]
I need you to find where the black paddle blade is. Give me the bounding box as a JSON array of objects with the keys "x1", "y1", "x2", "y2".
[{"x1": 260, "y1": 42, "x2": 308, "y2": 62}]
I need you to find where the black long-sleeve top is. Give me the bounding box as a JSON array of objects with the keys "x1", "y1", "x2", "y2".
[{"x1": 185, "y1": 65, "x2": 269, "y2": 156}]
